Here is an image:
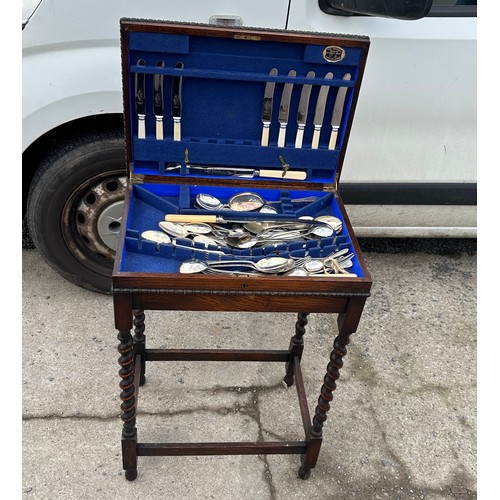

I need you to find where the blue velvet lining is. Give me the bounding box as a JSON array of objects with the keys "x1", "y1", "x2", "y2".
[
  {"x1": 126, "y1": 30, "x2": 360, "y2": 183},
  {"x1": 120, "y1": 28, "x2": 364, "y2": 278},
  {"x1": 120, "y1": 184, "x2": 364, "y2": 277}
]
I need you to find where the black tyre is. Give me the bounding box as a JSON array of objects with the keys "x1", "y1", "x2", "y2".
[{"x1": 27, "y1": 130, "x2": 127, "y2": 293}]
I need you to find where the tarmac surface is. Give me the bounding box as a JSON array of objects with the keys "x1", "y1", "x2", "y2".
[{"x1": 22, "y1": 239, "x2": 477, "y2": 499}]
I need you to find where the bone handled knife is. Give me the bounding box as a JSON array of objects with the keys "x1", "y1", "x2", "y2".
[
  {"x1": 277, "y1": 70, "x2": 297, "y2": 147},
  {"x1": 311, "y1": 72, "x2": 334, "y2": 149},
  {"x1": 153, "y1": 60, "x2": 165, "y2": 140},
  {"x1": 261, "y1": 68, "x2": 278, "y2": 146},
  {"x1": 328, "y1": 73, "x2": 351, "y2": 150},
  {"x1": 295, "y1": 71, "x2": 315, "y2": 149},
  {"x1": 165, "y1": 164, "x2": 307, "y2": 180},
  {"x1": 171, "y1": 61, "x2": 184, "y2": 141},
  {"x1": 135, "y1": 59, "x2": 146, "y2": 139}
]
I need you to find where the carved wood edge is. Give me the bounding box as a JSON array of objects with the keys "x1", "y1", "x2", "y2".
[{"x1": 112, "y1": 288, "x2": 371, "y2": 297}]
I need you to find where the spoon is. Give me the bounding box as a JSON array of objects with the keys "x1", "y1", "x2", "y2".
[
  {"x1": 141, "y1": 230, "x2": 172, "y2": 244},
  {"x1": 195, "y1": 192, "x2": 317, "y2": 212},
  {"x1": 179, "y1": 257, "x2": 295, "y2": 274},
  {"x1": 192, "y1": 234, "x2": 227, "y2": 247},
  {"x1": 227, "y1": 192, "x2": 318, "y2": 212},
  {"x1": 206, "y1": 256, "x2": 295, "y2": 273},
  {"x1": 314, "y1": 215, "x2": 343, "y2": 234},
  {"x1": 159, "y1": 221, "x2": 189, "y2": 238}
]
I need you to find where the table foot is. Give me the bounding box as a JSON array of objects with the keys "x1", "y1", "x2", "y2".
[
  {"x1": 298, "y1": 465, "x2": 311, "y2": 480},
  {"x1": 125, "y1": 469, "x2": 138, "y2": 481}
]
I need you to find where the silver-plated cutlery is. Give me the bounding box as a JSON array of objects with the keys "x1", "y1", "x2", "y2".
[
  {"x1": 261, "y1": 68, "x2": 278, "y2": 146},
  {"x1": 295, "y1": 71, "x2": 315, "y2": 148},
  {"x1": 178, "y1": 249, "x2": 356, "y2": 277},
  {"x1": 312, "y1": 72, "x2": 334, "y2": 149},
  {"x1": 171, "y1": 61, "x2": 184, "y2": 141},
  {"x1": 328, "y1": 73, "x2": 351, "y2": 150},
  {"x1": 153, "y1": 60, "x2": 165, "y2": 140},
  {"x1": 277, "y1": 70, "x2": 297, "y2": 147},
  {"x1": 134, "y1": 63, "x2": 351, "y2": 153},
  {"x1": 135, "y1": 59, "x2": 146, "y2": 139}
]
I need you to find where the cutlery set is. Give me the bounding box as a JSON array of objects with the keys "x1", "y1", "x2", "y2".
[
  {"x1": 135, "y1": 187, "x2": 350, "y2": 275},
  {"x1": 135, "y1": 60, "x2": 351, "y2": 152},
  {"x1": 260, "y1": 68, "x2": 352, "y2": 150},
  {"x1": 139, "y1": 213, "x2": 353, "y2": 276},
  {"x1": 124, "y1": 30, "x2": 365, "y2": 280},
  {"x1": 135, "y1": 59, "x2": 184, "y2": 141}
]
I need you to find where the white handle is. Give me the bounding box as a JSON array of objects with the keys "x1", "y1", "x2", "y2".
[
  {"x1": 295, "y1": 127, "x2": 304, "y2": 149},
  {"x1": 311, "y1": 128, "x2": 321, "y2": 149},
  {"x1": 166, "y1": 214, "x2": 217, "y2": 223},
  {"x1": 138, "y1": 116, "x2": 146, "y2": 139},
  {"x1": 277, "y1": 126, "x2": 286, "y2": 147},
  {"x1": 173, "y1": 119, "x2": 181, "y2": 141},
  {"x1": 259, "y1": 169, "x2": 307, "y2": 180},
  {"x1": 261, "y1": 124, "x2": 270, "y2": 146},
  {"x1": 328, "y1": 128, "x2": 338, "y2": 150},
  {"x1": 156, "y1": 119, "x2": 163, "y2": 141}
]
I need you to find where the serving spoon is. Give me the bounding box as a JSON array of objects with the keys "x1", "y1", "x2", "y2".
[
  {"x1": 195, "y1": 192, "x2": 317, "y2": 212},
  {"x1": 179, "y1": 256, "x2": 295, "y2": 274}
]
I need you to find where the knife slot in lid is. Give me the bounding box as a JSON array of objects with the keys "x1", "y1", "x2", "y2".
[
  {"x1": 171, "y1": 61, "x2": 184, "y2": 141},
  {"x1": 154, "y1": 60, "x2": 166, "y2": 140},
  {"x1": 135, "y1": 59, "x2": 146, "y2": 139}
]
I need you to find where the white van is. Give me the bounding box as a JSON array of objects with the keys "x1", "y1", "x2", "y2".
[{"x1": 22, "y1": 0, "x2": 477, "y2": 292}]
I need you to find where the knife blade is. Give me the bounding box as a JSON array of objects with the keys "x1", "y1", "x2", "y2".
[
  {"x1": 328, "y1": 73, "x2": 351, "y2": 150},
  {"x1": 171, "y1": 61, "x2": 184, "y2": 141},
  {"x1": 295, "y1": 71, "x2": 315, "y2": 149},
  {"x1": 153, "y1": 60, "x2": 165, "y2": 140},
  {"x1": 164, "y1": 164, "x2": 307, "y2": 180},
  {"x1": 277, "y1": 69, "x2": 297, "y2": 147},
  {"x1": 311, "y1": 72, "x2": 334, "y2": 149},
  {"x1": 135, "y1": 59, "x2": 146, "y2": 139},
  {"x1": 261, "y1": 68, "x2": 278, "y2": 146}
]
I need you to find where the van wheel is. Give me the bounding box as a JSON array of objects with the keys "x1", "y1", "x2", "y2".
[{"x1": 27, "y1": 130, "x2": 127, "y2": 293}]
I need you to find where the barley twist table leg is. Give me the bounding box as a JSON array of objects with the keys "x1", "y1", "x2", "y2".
[
  {"x1": 298, "y1": 330, "x2": 350, "y2": 479},
  {"x1": 117, "y1": 328, "x2": 138, "y2": 481},
  {"x1": 133, "y1": 309, "x2": 146, "y2": 386},
  {"x1": 298, "y1": 296, "x2": 366, "y2": 480},
  {"x1": 311, "y1": 331, "x2": 349, "y2": 437},
  {"x1": 283, "y1": 312, "x2": 309, "y2": 387}
]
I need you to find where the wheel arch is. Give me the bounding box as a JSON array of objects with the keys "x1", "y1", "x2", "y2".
[{"x1": 22, "y1": 113, "x2": 125, "y2": 215}]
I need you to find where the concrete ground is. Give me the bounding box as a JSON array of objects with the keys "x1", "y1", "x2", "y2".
[{"x1": 22, "y1": 240, "x2": 477, "y2": 499}]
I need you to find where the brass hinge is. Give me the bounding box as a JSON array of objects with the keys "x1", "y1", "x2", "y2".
[
  {"x1": 323, "y1": 176, "x2": 339, "y2": 193},
  {"x1": 130, "y1": 173, "x2": 144, "y2": 184}
]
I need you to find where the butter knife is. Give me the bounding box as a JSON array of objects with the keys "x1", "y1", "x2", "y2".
[
  {"x1": 295, "y1": 70, "x2": 315, "y2": 148},
  {"x1": 328, "y1": 73, "x2": 351, "y2": 150},
  {"x1": 153, "y1": 60, "x2": 165, "y2": 140},
  {"x1": 135, "y1": 59, "x2": 146, "y2": 139},
  {"x1": 277, "y1": 69, "x2": 297, "y2": 147},
  {"x1": 311, "y1": 72, "x2": 334, "y2": 149},
  {"x1": 171, "y1": 61, "x2": 184, "y2": 141},
  {"x1": 261, "y1": 68, "x2": 278, "y2": 146}
]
